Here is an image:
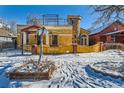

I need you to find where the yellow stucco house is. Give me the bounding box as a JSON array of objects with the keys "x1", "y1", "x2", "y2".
[{"x1": 17, "y1": 15, "x2": 101, "y2": 54}]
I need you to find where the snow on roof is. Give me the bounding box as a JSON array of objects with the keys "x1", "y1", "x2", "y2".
[
  {"x1": 0, "y1": 28, "x2": 16, "y2": 37},
  {"x1": 104, "y1": 30, "x2": 124, "y2": 35}
]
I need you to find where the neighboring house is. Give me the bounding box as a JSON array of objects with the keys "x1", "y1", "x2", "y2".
[
  {"x1": 17, "y1": 15, "x2": 90, "y2": 54},
  {"x1": 0, "y1": 28, "x2": 13, "y2": 42},
  {"x1": 89, "y1": 20, "x2": 124, "y2": 45},
  {"x1": 0, "y1": 27, "x2": 16, "y2": 49}
]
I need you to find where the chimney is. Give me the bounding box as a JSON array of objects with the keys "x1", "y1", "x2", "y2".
[{"x1": 68, "y1": 15, "x2": 81, "y2": 53}]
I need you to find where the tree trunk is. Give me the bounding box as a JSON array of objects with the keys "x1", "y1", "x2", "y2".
[
  {"x1": 37, "y1": 28, "x2": 45, "y2": 64},
  {"x1": 38, "y1": 35, "x2": 43, "y2": 64}
]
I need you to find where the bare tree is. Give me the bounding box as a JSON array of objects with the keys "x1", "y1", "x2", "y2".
[
  {"x1": 90, "y1": 5, "x2": 124, "y2": 29},
  {"x1": 9, "y1": 20, "x2": 16, "y2": 33},
  {"x1": 27, "y1": 14, "x2": 41, "y2": 25}
]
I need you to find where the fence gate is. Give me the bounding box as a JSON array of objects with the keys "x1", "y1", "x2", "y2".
[{"x1": 103, "y1": 43, "x2": 124, "y2": 51}]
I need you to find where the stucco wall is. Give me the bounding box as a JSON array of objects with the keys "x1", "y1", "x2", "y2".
[
  {"x1": 22, "y1": 42, "x2": 101, "y2": 54},
  {"x1": 77, "y1": 43, "x2": 101, "y2": 53}
]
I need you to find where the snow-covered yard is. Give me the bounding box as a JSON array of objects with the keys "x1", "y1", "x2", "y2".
[{"x1": 0, "y1": 49, "x2": 124, "y2": 88}]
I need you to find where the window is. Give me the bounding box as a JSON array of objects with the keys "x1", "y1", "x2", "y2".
[
  {"x1": 114, "y1": 27, "x2": 118, "y2": 31},
  {"x1": 111, "y1": 35, "x2": 116, "y2": 43},
  {"x1": 51, "y1": 35, "x2": 58, "y2": 46},
  {"x1": 37, "y1": 35, "x2": 41, "y2": 45},
  {"x1": 79, "y1": 35, "x2": 87, "y2": 45},
  {"x1": 26, "y1": 33, "x2": 29, "y2": 44},
  {"x1": 80, "y1": 37, "x2": 83, "y2": 45}
]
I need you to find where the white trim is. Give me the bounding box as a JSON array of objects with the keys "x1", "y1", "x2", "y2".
[{"x1": 104, "y1": 30, "x2": 124, "y2": 35}]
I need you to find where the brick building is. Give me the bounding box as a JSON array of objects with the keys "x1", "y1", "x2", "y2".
[{"x1": 89, "y1": 20, "x2": 124, "y2": 45}]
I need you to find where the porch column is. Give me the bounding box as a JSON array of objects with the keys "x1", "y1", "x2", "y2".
[
  {"x1": 46, "y1": 31, "x2": 49, "y2": 46},
  {"x1": 83, "y1": 37, "x2": 85, "y2": 45},
  {"x1": 23, "y1": 32, "x2": 26, "y2": 44},
  {"x1": 86, "y1": 35, "x2": 89, "y2": 46}
]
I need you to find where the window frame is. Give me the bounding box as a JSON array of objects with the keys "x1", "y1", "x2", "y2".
[{"x1": 51, "y1": 34, "x2": 58, "y2": 47}]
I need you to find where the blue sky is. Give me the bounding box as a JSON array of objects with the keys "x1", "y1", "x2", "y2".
[{"x1": 0, "y1": 5, "x2": 96, "y2": 29}]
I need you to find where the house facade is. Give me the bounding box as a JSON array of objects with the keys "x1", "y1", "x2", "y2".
[
  {"x1": 0, "y1": 28, "x2": 13, "y2": 42},
  {"x1": 89, "y1": 20, "x2": 124, "y2": 45},
  {"x1": 0, "y1": 27, "x2": 16, "y2": 49},
  {"x1": 17, "y1": 15, "x2": 97, "y2": 54}
]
